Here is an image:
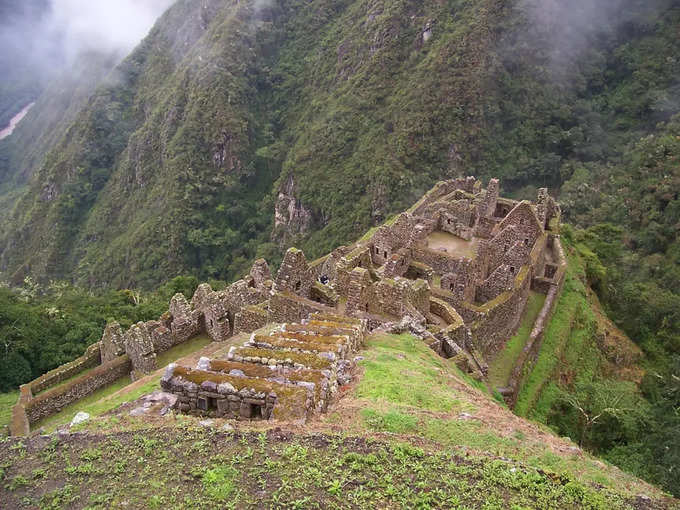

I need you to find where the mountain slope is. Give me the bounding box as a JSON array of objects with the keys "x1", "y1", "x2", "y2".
[
  {"x1": 0, "y1": 0, "x2": 505, "y2": 287},
  {"x1": 2, "y1": 0, "x2": 679, "y2": 291}
]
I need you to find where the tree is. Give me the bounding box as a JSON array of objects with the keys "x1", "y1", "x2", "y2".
[{"x1": 561, "y1": 379, "x2": 649, "y2": 449}]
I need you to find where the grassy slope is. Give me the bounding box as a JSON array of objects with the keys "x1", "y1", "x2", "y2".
[
  {"x1": 487, "y1": 291, "x2": 546, "y2": 389},
  {"x1": 1, "y1": 332, "x2": 675, "y2": 509},
  {"x1": 514, "y1": 245, "x2": 605, "y2": 422},
  {"x1": 0, "y1": 391, "x2": 17, "y2": 433},
  {"x1": 324, "y1": 333, "x2": 667, "y2": 499}
]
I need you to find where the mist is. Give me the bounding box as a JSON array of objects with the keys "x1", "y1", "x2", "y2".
[
  {"x1": 514, "y1": 0, "x2": 672, "y2": 82},
  {"x1": 0, "y1": 0, "x2": 176, "y2": 79},
  {"x1": 50, "y1": 0, "x2": 176, "y2": 63}
]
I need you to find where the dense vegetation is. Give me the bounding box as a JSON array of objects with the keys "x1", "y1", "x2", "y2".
[{"x1": 0, "y1": 276, "x2": 200, "y2": 392}]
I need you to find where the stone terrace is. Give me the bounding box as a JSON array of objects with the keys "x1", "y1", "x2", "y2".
[{"x1": 160, "y1": 313, "x2": 366, "y2": 422}]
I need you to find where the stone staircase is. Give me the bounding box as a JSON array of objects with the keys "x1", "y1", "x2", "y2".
[{"x1": 160, "y1": 313, "x2": 366, "y2": 422}]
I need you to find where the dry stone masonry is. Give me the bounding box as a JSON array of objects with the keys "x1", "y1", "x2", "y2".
[{"x1": 161, "y1": 313, "x2": 366, "y2": 422}]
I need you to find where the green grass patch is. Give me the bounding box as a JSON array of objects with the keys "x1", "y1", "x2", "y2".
[
  {"x1": 356, "y1": 333, "x2": 463, "y2": 413},
  {"x1": 360, "y1": 408, "x2": 418, "y2": 434},
  {"x1": 0, "y1": 392, "x2": 18, "y2": 435},
  {"x1": 155, "y1": 335, "x2": 212, "y2": 368},
  {"x1": 514, "y1": 260, "x2": 586, "y2": 417},
  {"x1": 487, "y1": 291, "x2": 546, "y2": 389},
  {"x1": 202, "y1": 464, "x2": 239, "y2": 503}
]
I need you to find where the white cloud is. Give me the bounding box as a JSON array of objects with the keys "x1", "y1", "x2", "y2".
[{"x1": 50, "y1": 0, "x2": 176, "y2": 61}]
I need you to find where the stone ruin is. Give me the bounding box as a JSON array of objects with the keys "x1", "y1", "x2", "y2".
[
  {"x1": 158, "y1": 176, "x2": 565, "y2": 419},
  {"x1": 161, "y1": 313, "x2": 365, "y2": 422},
  {"x1": 11, "y1": 177, "x2": 565, "y2": 434}
]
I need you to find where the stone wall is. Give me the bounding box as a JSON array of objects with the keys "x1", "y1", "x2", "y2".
[
  {"x1": 335, "y1": 246, "x2": 372, "y2": 294},
  {"x1": 470, "y1": 266, "x2": 532, "y2": 357},
  {"x1": 234, "y1": 304, "x2": 269, "y2": 334},
  {"x1": 29, "y1": 342, "x2": 102, "y2": 394},
  {"x1": 23, "y1": 355, "x2": 132, "y2": 426},
  {"x1": 368, "y1": 213, "x2": 415, "y2": 266},
  {"x1": 268, "y1": 292, "x2": 331, "y2": 324},
  {"x1": 162, "y1": 366, "x2": 307, "y2": 422},
  {"x1": 275, "y1": 248, "x2": 313, "y2": 298},
  {"x1": 100, "y1": 323, "x2": 125, "y2": 362},
  {"x1": 413, "y1": 245, "x2": 469, "y2": 275},
  {"x1": 9, "y1": 386, "x2": 31, "y2": 436},
  {"x1": 345, "y1": 267, "x2": 373, "y2": 316},
  {"x1": 125, "y1": 322, "x2": 158, "y2": 377},
  {"x1": 169, "y1": 294, "x2": 202, "y2": 343},
  {"x1": 505, "y1": 240, "x2": 567, "y2": 405},
  {"x1": 475, "y1": 264, "x2": 517, "y2": 303},
  {"x1": 373, "y1": 278, "x2": 427, "y2": 319}
]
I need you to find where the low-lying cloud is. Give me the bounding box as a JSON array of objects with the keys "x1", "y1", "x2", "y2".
[
  {"x1": 0, "y1": 0, "x2": 175, "y2": 77},
  {"x1": 50, "y1": 0, "x2": 176, "y2": 62}
]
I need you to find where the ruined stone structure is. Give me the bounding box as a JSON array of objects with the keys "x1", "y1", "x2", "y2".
[
  {"x1": 161, "y1": 313, "x2": 365, "y2": 422},
  {"x1": 11, "y1": 177, "x2": 565, "y2": 434}
]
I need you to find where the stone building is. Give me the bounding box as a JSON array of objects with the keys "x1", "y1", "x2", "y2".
[
  {"x1": 92, "y1": 177, "x2": 563, "y2": 398},
  {"x1": 161, "y1": 313, "x2": 366, "y2": 422}
]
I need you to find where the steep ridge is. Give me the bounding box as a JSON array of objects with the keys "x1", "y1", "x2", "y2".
[{"x1": 1, "y1": 0, "x2": 679, "y2": 292}]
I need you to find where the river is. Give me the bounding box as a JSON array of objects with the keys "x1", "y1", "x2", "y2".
[{"x1": 0, "y1": 102, "x2": 35, "y2": 141}]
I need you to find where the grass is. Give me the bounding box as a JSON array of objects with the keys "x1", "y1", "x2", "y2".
[
  {"x1": 355, "y1": 333, "x2": 464, "y2": 413},
  {"x1": 514, "y1": 257, "x2": 589, "y2": 418},
  {"x1": 0, "y1": 428, "x2": 653, "y2": 510},
  {"x1": 0, "y1": 330, "x2": 670, "y2": 508},
  {"x1": 487, "y1": 291, "x2": 547, "y2": 389},
  {"x1": 32, "y1": 335, "x2": 213, "y2": 432},
  {"x1": 155, "y1": 335, "x2": 212, "y2": 368},
  {"x1": 349, "y1": 332, "x2": 666, "y2": 499},
  {"x1": 0, "y1": 391, "x2": 18, "y2": 435}
]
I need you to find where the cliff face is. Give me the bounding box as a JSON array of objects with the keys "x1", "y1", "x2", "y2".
[{"x1": 272, "y1": 174, "x2": 313, "y2": 245}]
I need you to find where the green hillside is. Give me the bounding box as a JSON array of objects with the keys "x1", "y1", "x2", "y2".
[{"x1": 2, "y1": 332, "x2": 676, "y2": 509}]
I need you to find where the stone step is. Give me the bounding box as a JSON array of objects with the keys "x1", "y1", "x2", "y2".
[
  {"x1": 278, "y1": 331, "x2": 351, "y2": 349},
  {"x1": 250, "y1": 335, "x2": 345, "y2": 358},
  {"x1": 161, "y1": 365, "x2": 309, "y2": 421},
  {"x1": 229, "y1": 346, "x2": 334, "y2": 371},
  {"x1": 206, "y1": 359, "x2": 333, "y2": 410},
  {"x1": 309, "y1": 312, "x2": 363, "y2": 326}
]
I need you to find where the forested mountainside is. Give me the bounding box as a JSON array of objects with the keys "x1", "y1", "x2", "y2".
[
  {"x1": 0, "y1": 0, "x2": 679, "y2": 497},
  {"x1": 0, "y1": 0, "x2": 677, "y2": 291}
]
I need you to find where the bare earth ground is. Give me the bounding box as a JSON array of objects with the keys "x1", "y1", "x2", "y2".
[{"x1": 425, "y1": 231, "x2": 480, "y2": 259}]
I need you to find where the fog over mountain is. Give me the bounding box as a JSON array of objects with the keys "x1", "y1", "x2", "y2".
[
  {"x1": 0, "y1": 0, "x2": 175, "y2": 69},
  {"x1": 0, "y1": 0, "x2": 175, "y2": 128}
]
